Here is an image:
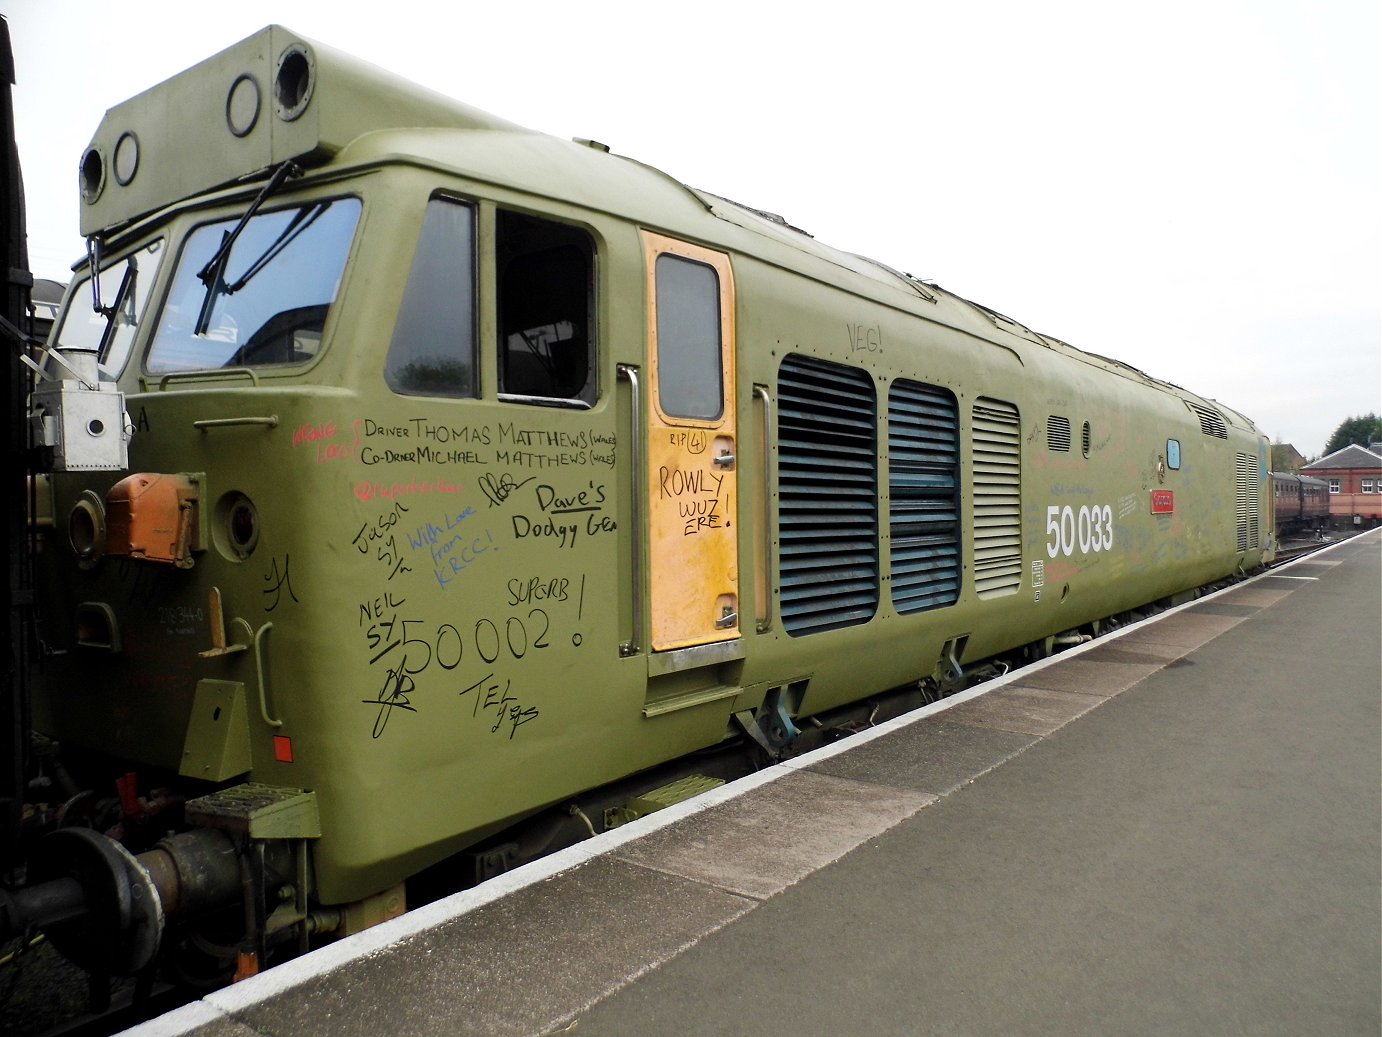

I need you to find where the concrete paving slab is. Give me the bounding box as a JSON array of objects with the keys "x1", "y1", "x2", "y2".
[
  {"x1": 219, "y1": 857, "x2": 755, "y2": 1037},
  {"x1": 608, "y1": 769, "x2": 934, "y2": 899},
  {"x1": 1215, "y1": 585, "x2": 1293, "y2": 607},
  {"x1": 1079, "y1": 640, "x2": 1185, "y2": 664},
  {"x1": 1000, "y1": 655, "x2": 1161, "y2": 697},
  {"x1": 1282, "y1": 559, "x2": 1342, "y2": 574},
  {"x1": 805, "y1": 719, "x2": 1037, "y2": 796},
  {"x1": 1185, "y1": 601, "x2": 1260, "y2": 617},
  {"x1": 1117, "y1": 610, "x2": 1242, "y2": 648},
  {"x1": 942, "y1": 685, "x2": 1105, "y2": 736}
]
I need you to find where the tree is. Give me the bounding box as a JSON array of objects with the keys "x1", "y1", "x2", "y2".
[
  {"x1": 1323, "y1": 413, "x2": 1382, "y2": 456},
  {"x1": 1270, "y1": 443, "x2": 1304, "y2": 473}
]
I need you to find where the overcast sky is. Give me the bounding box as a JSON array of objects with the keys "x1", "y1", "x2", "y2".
[{"x1": 6, "y1": 0, "x2": 1378, "y2": 457}]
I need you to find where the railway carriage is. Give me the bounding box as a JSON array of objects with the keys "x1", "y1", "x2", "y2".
[
  {"x1": 6, "y1": 26, "x2": 1272, "y2": 982},
  {"x1": 1272, "y1": 471, "x2": 1329, "y2": 533}
]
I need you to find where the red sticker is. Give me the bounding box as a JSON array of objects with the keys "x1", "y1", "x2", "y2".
[{"x1": 1151, "y1": 490, "x2": 1175, "y2": 514}]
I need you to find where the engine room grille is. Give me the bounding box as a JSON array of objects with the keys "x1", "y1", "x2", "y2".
[
  {"x1": 1235, "y1": 451, "x2": 1261, "y2": 551},
  {"x1": 889, "y1": 380, "x2": 960, "y2": 614},
  {"x1": 1189, "y1": 402, "x2": 1229, "y2": 439},
  {"x1": 1047, "y1": 415, "x2": 1072, "y2": 452},
  {"x1": 972, "y1": 397, "x2": 1023, "y2": 598},
  {"x1": 777, "y1": 355, "x2": 879, "y2": 635}
]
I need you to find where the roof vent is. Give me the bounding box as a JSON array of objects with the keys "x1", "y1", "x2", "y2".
[{"x1": 1188, "y1": 402, "x2": 1228, "y2": 439}]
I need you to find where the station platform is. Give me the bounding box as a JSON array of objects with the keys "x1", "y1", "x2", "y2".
[{"x1": 125, "y1": 532, "x2": 1381, "y2": 1037}]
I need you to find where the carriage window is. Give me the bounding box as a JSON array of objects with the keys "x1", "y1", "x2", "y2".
[
  {"x1": 386, "y1": 198, "x2": 477, "y2": 397},
  {"x1": 149, "y1": 199, "x2": 359, "y2": 373},
  {"x1": 498, "y1": 211, "x2": 595, "y2": 405},
  {"x1": 654, "y1": 254, "x2": 723, "y2": 421}
]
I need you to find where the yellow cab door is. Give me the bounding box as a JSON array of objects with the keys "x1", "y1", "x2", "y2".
[{"x1": 642, "y1": 232, "x2": 739, "y2": 651}]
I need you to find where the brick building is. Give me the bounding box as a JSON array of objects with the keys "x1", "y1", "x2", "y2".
[{"x1": 1301, "y1": 444, "x2": 1382, "y2": 529}]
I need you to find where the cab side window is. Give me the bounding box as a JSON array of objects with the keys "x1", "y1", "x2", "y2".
[
  {"x1": 498, "y1": 211, "x2": 595, "y2": 406},
  {"x1": 385, "y1": 197, "x2": 477, "y2": 398}
]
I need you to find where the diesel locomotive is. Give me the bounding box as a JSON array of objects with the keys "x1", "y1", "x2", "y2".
[{"x1": 3, "y1": 26, "x2": 1273, "y2": 988}]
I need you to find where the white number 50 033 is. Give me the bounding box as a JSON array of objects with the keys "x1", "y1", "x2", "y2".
[{"x1": 1046, "y1": 504, "x2": 1114, "y2": 558}]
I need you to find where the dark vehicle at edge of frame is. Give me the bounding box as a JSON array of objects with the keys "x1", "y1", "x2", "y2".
[{"x1": 3, "y1": 24, "x2": 1278, "y2": 1019}]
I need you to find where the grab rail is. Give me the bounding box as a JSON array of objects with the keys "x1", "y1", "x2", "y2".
[
  {"x1": 254, "y1": 621, "x2": 282, "y2": 727},
  {"x1": 754, "y1": 384, "x2": 774, "y2": 633},
  {"x1": 193, "y1": 415, "x2": 279, "y2": 430},
  {"x1": 617, "y1": 363, "x2": 642, "y2": 657},
  {"x1": 151, "y1": 367, "x2": 260, "y2": 390}
]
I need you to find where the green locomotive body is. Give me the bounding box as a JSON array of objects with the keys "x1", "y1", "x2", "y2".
[{"x1": 22, "y1": 26, "x2": 1271, "y2": 972}]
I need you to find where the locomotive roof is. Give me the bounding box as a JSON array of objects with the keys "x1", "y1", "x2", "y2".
[
  {"x1": 334, "y1": 125, "x2": 1255, "y2": 430},
  {"x1": 81, "y1": 24, "x2": 1259, "y2": 436}
]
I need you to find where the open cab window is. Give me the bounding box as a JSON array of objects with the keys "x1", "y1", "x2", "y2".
[
  {"x1": 146, "y1": 197, "x2": 361, "y2": 373},
  {"x1": 497, "y1": 210, "x2": 595, "y2": 407},
  {"x1": 382, "y1": 204, "x2": 595, "y2": 405}
]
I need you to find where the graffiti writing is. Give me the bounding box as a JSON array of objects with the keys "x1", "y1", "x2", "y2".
[
  {"x1": 458, "y1": 673, "x2": 540, "y2": 739},
  {"x1": 354, "y1": 479, "x2": 463, "y2": 503},
  {"x1": 292, "y1": 419, "x2": 360, "y2": 463},
  {"x1": 657, "y1": 465, "x2": 727, "y2": 536},
  {"x1": 358, "y1": 602, "x2": 555, "y2": 739},
  {"x1": 353, "y1": 501, "x2": 413, "y2": 581},
  {"x1": 513, "y1": 481, "x2": 616, "y2": 549},
  {"x1": 408, "y1": 506, "x2": 496, "y2": 589},
  {"x1": 262, "y1": 555, "x2": 299, "y2": 611},
  {"x1": 478, "y1": 471, "x2": 536, "y2": 508},
  {"x1": 365, "y1": 665, "x2": 417, "y2": 739},
  {"x1": 507, "y1": 576, "x2": 570, "y2": 606},
  {"x1": 847, "y1": 322, "x2": 883, "y2": 353}
]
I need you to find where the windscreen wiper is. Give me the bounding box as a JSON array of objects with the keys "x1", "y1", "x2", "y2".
[
  {"x1": 194, "y1": 161, "x2": 301, "y2": 336},
  {"x1": 96, "y1": 255, "x2": 137, "y2": 366},
  {"x1": 224, "y1": 201, "x2": 328, "y2": 294}
]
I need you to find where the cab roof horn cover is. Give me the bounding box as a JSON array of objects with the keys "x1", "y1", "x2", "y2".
[{"x1": 79, "y1": 25, "x2": 525, "y2": 237}]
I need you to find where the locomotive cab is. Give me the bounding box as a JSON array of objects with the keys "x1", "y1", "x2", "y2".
[
  {"x1": 14, "y1": 24, "x2": 746, "y2": 981},
  {"x1": 14, "y1": 28, "x2": 598, "y2": 978}
]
